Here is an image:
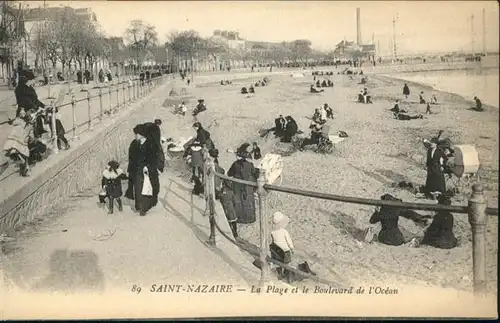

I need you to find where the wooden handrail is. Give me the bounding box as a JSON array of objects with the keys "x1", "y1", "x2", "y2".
[{"x1": 212, "y1": 171, "x2": 498, "y2": 215}]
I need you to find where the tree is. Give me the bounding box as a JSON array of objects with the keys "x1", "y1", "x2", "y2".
[
  {"x1": 125, "y1": 19, "x2": 158, "y2": 67},
  {"x1": 166, "y1": 30, "x2": 204, "y2": 72},
  {"x1": 0, "y1": 1, "x2": 27, "y2": 80},
  {"x1": 289, "y1": 39, "x2": 312, "y2": 64}
]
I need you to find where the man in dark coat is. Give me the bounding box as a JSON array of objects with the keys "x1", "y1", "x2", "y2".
[
  {"x1": 76, "y1": 70, "x2": 83, "y2": 84},
  {"x1": 425, "y1": 139, "x2": 447, "y2": 199},
  {"x1": 125, "y1": 125, "x2": 142, "y2": 200},
  {"x1": 282, "y1": 116, "x2": 298, "y2": 143},
  {"x1": 274, "y1": 115, "x2": 286, "y2": 138}
]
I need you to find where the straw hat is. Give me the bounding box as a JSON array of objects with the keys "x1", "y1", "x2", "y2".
[{"x1": 273, "y1": 212, "x2": 289, "y2": 228}]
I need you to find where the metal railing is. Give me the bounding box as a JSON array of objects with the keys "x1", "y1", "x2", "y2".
[
  {"x1": 201, "y1": 149, "x2": 497, "y2": 296},
  {"x1": 0, "y1": 75, "x2": 169, "y2": 182}
]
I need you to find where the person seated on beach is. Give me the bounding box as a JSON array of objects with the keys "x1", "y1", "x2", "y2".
[
  {"x1": 420, "y1": 194, "x2": 458, "y2": 249},
  {"x1": 403, "y1": 83, "x2": 410, "y2": 99},
  {"x1": 360, "y1": 88, "x2": 373, "y2": 104},
  {"x1": 249, "y1": 85, "x2": 255, "y2": 94},
  {"x1": 315, "y1": 80, "x2": 322, "y2": 88},
  {"x1": 274, "y1": 115, "x2": 287, "y2": 138},
  {"x1": 360, "y1": 77, "x2": 366, "y2": 84},
  {"x1": 368, "y1": 194, "x2": 406, "y2": 246},
  {"x1": 357, "y1": 91, "x2": 366, "y2": 103},
  {"x1": 419, "y1": 91, "x2": 426, "y2": 104},
  {"x1": 251, "y1": 142, "x2": 262, "y2": 160},
  {"x1": 472, "y1": 96, "x2": 483, "y2": 111},
  {"x1": 394, "y1": 111, "x2": 423, "y2": 120},
  {"x1": 430, "y1": 94, "x2": 438, "y2": 105},
  {"x1": 192, "y1": 99, "x2": 207, "y2": 116},
  {"x1": 176, "y1": 101, "x2": 187, "y2": 116},
  {"x1": 310, "y1": 85, "x2": 324, "y2": 93},
  {"x1": 254, "y1": 81, "x2": 260, "y2": 87},
  {"x1": 241, "y1": 86, "x2": 248, "y2": 94},
  {"x1": 192, "y1": 122, "x2": 214, "y2": 150},
  {"x1": 270, "y1": 212, "x2": 295, "y2": 282},
  {"x1": 321, "y1": 80, "x2": 328, "y2": 87},
  {"x1": 281, "y1": 116, "x2": 299, "y2": 143},
  {"x1": 390, "y1": 100, "x2": 402, "y2": 113},
  {"x1": 260, "y1": 80, "x2": 266, "y2": 86},
  {"x1": 299, "y1": 123, "x2": 323, "y2": 151},
  {"x1": 324, "y1": 103, "x2": 334, "y2": 119},
  {"x1": 327, "y1": 79, "x2": 334, "y2": 87}
]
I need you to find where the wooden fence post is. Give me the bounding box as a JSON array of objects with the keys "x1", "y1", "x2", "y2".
[
  {"x1": 257, "y1": 171, "x2": 271, "y2": 286},
  {"x1": 468, "y1": 183, "x2": 488, "y2": 297},
  {"x1": 116, "y1": 84, "x2": 120, "y2": 110},
  {"x1": 205, "y1": 154, "x2": 217, "y2": 246},
  {"x1": 122, "y1": 82, "x2": 127, "y2": 106},
  {"x1": 98, "y1": 89, "x2": 103, "y2": 121},
  {"x1": 108, "y1": 83, "x2": 112, "y2": 113},
  {"x1": 71, "y1": 95, "x2": 77, "y2": 140},
  {"x1": 50, "y1": 100, "x2": 59, "y2": 154},
  {"x1": 86, "y1": 91, "x2": 92, "y2": 130}
]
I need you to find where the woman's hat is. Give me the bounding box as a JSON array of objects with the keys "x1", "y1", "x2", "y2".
[
  {"x1": 193, "y1": 122, "x2": 201, "y2": 128},
  {"x1": 437, "y1": 193, "x2": 452, "y2": 205},
  {"x1": 133, "y1": 124, "x2": 146, "y2": 136},
  {"x1": 273, "y1": 212, "x2": 289, "y2": 228}
]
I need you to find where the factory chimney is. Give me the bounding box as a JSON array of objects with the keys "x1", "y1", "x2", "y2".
[{"x1": 356, "y1": 8, "x2": 362, "y2": 45}]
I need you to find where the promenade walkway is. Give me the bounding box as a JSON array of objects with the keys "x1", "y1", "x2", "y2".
[{"x1": 1, "y1": 168, "x2": 260, "y2": 294}]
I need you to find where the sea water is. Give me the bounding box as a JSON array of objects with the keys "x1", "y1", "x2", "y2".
[{"x1": 391, "y1": 67, "x2": 499, "y2": 108}]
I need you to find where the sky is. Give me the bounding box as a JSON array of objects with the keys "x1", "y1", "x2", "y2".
[{"x1": 22, "y1": 1, "x2": 500, "y2": 56}]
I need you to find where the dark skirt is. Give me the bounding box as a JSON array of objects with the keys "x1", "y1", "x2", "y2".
[
  {"x1": 378, "y1": 227, "x2": 405, "y2": 246},
  {"x1": 425, "y1": 166, "x2": 446, "y2": 195},
  {"x1": 232, "y1": 183, "x2": 256, "y2": 224},
  {"x1": 270, "y1": 243, "x2": 291, "y2": 264},
  {"x1": 219, "y1": 189, "x2": 237, "y2": 223}
]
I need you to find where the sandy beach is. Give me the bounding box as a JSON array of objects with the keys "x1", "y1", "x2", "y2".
[{"x1": 157, "y1": 68, "x2": 498, "y2": 295}]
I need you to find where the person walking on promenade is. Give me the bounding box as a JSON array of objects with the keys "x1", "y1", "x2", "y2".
[
  {"x1": 46, "y1": 107, "x2": 70, "y2": 150},
  {"x1": 125, "y1": 124, "x2": 143, "y2": 200},
  {"x1": 403, "y1": 83, "x2": 410, "y2": 99}
]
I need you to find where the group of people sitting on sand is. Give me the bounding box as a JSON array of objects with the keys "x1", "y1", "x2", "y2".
[
  {"x1": 220, "y1": 79, "x2": 232, "y2": 85},
  {"x1": 357, "y1": 88, "x2": 373, "y2": 104},
  {"x1": 271, "y1": 114, "x2": 300, "y2": 143},
  {"x1": 173, "y1": 101, "x2": 188, "y2": 116},
  {"x1": 314, "y1": 79, "x2": 334, "y2": 88},
  {"x1": 312, "y1": 71, "x2": 334, "y2": 76},
  {"x1": 312, "y1": 103, "x2": 334, "y2": 124}
]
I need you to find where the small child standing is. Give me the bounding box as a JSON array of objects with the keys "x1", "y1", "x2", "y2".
[
  {"x1": 100, "y1": 160, "x2": 127, "y2": 214},
  {"x1": 270, "y1": 212, "x2": 294, "y2": 282}
]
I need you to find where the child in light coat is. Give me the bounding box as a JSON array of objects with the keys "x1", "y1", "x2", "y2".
[{"x1": 99, "y1": 160, "x2": 127, "y2": 214}]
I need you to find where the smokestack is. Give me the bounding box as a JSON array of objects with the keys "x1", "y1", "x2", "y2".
[{"x1": 356, "y1": 8, "x2": 362, "y2": 45}]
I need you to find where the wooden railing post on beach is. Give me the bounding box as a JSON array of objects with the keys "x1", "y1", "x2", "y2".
[
  {"x1": 468, "y1": 183, "x2": 488, "y2": 296},
  {"x1": 50, "y1": 100, "x2": 59, "y2": 155},
  {"x1": 205, "y1": 156, "x2": 217, "y2": 246},
  {"x1": 257, "y1": 171, "x2": 271, "y2": 286}
]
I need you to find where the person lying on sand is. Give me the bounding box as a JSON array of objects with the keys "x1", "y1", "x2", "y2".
[
  {"x1": 472, "y1": 96, "x2": 484, "y2": 111},
  {"x1": 310, "y1": 85, "x2": 324, "y2": 93},
  {"x1": 394, "y1": 111, "x2": 423, "y2": 120},
  {"x1": 419, "y1": 91, "x2": 426, "y2": 104}
]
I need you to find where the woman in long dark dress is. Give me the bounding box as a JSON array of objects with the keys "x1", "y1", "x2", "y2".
[
  {"x1": 425, "y1": 139, "x2": 447, "y2": 199},
  {"x1": 369, "y1": 194, "x2": 406, "y2": 246},
  {"x1": 421, "y1": 194, "x2": 458, "y2": 249},
  {"x1": 403, "y1": 83, "x2": 410, "y2": 99},
  {"x1": 133, "y1": 124, "x2": 161, "y2": 216},
  {"x1": 193, "y1": 122, "x2": 214, "y2": 150},
  {"x1": 227, "y1": 143, "x2": 258, "y2": 224},
  {"x1": 143, "y1": 122, "x2": 165, "y2": 207}
]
